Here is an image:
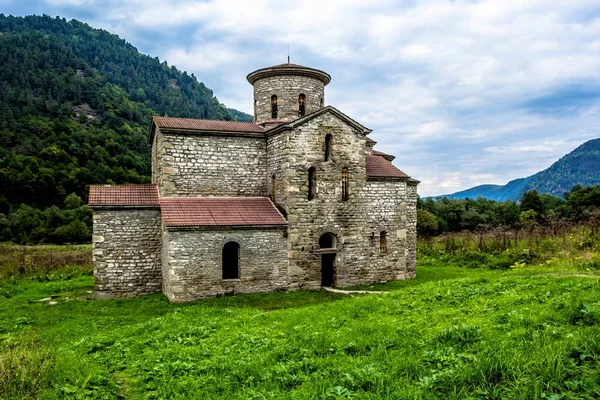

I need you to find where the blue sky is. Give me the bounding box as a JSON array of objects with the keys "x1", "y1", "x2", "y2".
[{"x1": 3, "y1": 0, "x2": 600, "y2": 196}]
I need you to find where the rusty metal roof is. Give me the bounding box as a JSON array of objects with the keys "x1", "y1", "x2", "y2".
[
  {"x1": 247, "y1": 63, "x2": 331, "y2": 85},
  {"x1": 366, "y1": 155, "x2": 410, "y2": 179},
  {"x1": 89, "y1": 184, "x2": 159, "y2": 207},
  {"x1": 152, "y1": 116, "x2": 265, "y2": 133},
  {"x1": 160, "y1": 197, "x2": 287, "y2": 227}
]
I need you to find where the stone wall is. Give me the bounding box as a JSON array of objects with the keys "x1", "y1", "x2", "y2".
[
  {"x1": 266, "y1": 132, "x2": 286, "y2": 209},
  {"x1": 406, "y1": 183, "x2": 418, "y2": 274},
  {"x1": 155, "y1": 127, "x2": 267, "y2": 197},
  {"x1": 364, "y1": 179, "x2": 415, "y2": 281},
  {"x1": 92, "y1": 208, "x2": 162, "y2": 299},
  {"x1": 281, "y1": 112, "x2": 370, "y2": 288},
  {"x1": 253, "y1": 75, "x2": 325, "y2": 124},
  {"x1": 162, "y1": 228, "x2": 288, "y2": 302}
]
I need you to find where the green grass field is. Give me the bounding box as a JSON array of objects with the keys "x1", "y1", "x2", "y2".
[{"x1": 2, "y1": 257, "x2": 600, "y2": 399}]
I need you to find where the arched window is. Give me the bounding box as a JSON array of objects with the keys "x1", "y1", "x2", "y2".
[
  {"x1": 270, "y1": 173, "x2": 276, "y2": 200},
  {"x1": 320, "y1": 97, "x2": 324, "y2": 108},
  {"x1": 222, "y1": 242, "x2": 240, "y2": 279},
  {"x1": 271, "y1": 95, "x2": 278, "y2": 119},
  {"x1": 324, "y1": 134, "x2": 332, "y2": 161},
  {"x1": 380, "y1": 231, "x2": 387, "y2": 254},
  {"x1": 308, "y1": 167, "x2": 316, "y2": 201},
  {"x1": 298, "y1": 94, "x2": 306, "y2": 117},
  {"x1": 341, "y1": 167, "x2": 349, "y2": 201},
  {"x1": 319, "y1": 232, "x2": 337, "y2": 249}
]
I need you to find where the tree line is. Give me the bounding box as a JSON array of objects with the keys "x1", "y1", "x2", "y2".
[{"x1": 417, "y1": 185, "x2": 600, "y2": 238}]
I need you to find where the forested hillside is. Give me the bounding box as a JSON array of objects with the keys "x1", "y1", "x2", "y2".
[
  {"x1": 0, "y1": 15, "x2": 251, "y2": 243},
  {"x1": 439, "y1": 138, "x2": 600, "y2": 201}
]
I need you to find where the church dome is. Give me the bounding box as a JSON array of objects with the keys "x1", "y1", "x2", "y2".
[{"x1": 247, "y1": 62, "x2": 331, "y2": 124}]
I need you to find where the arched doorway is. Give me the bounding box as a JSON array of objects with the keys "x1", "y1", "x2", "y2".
[{"x1": 319, "y1": 233, "x2": 337, "y2": 287}]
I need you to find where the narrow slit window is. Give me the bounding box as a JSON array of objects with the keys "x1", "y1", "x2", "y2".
[
  {"x1": 324, "y1": 134, "x2": 332, "y2": 161},
  {"x1": 308, "y1": 167, "x2": 316, "y2": 201},
  {"x1": 320, "y1": 97, "x2": 324, "y2": 108},
  {"x1": 222, "y1": 242, "x2": 240, "y2": 279},
  {"x1": 380, "y1": 231, "x2": 387, "y2": 254},
  {"x1": 298, "y1": 94, "x2": 306, "y2": 117},
  {"x1": 341, "y1": 167, "x2": 349, "y2": 201},
  {"x1": 271, "y1": 174, "x2": 276, "y2": 200},
  {"x1": 271, "y1": 95, "x2": 278, "y2": 119}
]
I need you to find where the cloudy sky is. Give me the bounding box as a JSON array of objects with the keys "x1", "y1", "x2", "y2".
[{"x1": 3, "y1": 0, "x2": 600, "y2": 196}]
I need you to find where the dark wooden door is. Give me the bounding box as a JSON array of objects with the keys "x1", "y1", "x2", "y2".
[{"x1": 321, "y1": 254, "x2": 335, "y2": 287}]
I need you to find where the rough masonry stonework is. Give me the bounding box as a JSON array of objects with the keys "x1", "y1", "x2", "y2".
[{"x1": 90, "y1": 62, "x2": 420, "y2": 302}]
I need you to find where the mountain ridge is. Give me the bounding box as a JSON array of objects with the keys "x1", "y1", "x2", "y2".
[{"x1": 437, "y1": 138, "x2": 600, "y2": 201}]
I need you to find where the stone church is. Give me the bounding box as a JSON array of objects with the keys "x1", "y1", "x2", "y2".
[{"x1": 89, "y1": 63, "x2": 419, "y2": 303}]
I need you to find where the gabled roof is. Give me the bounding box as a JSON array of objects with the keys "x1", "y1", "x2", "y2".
[
  {"x1": 149, "y1": 117, "x2": 265, "y2": 143},
  {"x1": 160, "y1": 197, "x2": 287, "y2": 228},
  {"x1": 266, "y1": 106, "x2": 372, "y2": 136},
  {"x1": 89, "y1": 184, "x2": 159, "y2": 207},
  {"x1": 365, "y1": 155, "x2": 411, "y2": 180}
]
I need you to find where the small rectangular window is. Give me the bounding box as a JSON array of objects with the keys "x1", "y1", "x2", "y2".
[{"x1": 380, "y1": 231, "x2": 387, "y2": 254}]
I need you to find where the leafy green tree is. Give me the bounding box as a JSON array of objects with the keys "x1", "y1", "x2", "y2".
[
  {"x1": 64, "y1": 193, "x2": 83, "y2": 209},
  {"x1": 417, "y1": 209, "x2": 439, "y2": 238},
  {"x1": 520, "y1": 190, "x2": 545, "y2": 215}
]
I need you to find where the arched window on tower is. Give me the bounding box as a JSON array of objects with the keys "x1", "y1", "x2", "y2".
[
  {"x1": 298, "y1": 94, "x2": 306, "y2": 117},
  {"x1": 308, "y1": 167, "x2": 316, "y2": 201},
  {"x1": 271, "y1": 95, "x2": 278, "y2": 119},
  {"x1": 380, "y1": 231, "x2": 387, "y2": 254},
  {"x1": 320, "y1": 97, "x2": 324, "y2": 108},
  {"x1": 341, "y1": 167, "x2": 349, "y2": 201},
  {"x1": 222, "y1": 241, "x2": 240, "y2": 279},
  {"x1": 324, "y1": 134, "x2": 332, "y2": 161}
]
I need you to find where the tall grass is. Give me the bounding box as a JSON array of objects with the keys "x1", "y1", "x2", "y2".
[
  {"x1": 419, "y1": 224, "x2": 600, "y2": 271},
  {"x1": 0, "y1": 335, "x2": 55, "y2": 399},
  {"x1": 0, "y1": 243, "x2": 91, "y2": 280}
]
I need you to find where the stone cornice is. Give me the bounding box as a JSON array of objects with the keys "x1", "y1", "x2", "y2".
[{"x1": 159, "y1": 128, "x2": 266, "y2": 139}]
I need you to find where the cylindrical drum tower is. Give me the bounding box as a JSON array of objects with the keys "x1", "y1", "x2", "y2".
[{"x1": 247, "y1": 63, "x2": 331, "y2": 126}]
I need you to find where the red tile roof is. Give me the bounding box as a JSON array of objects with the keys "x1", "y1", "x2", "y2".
[
  {"x1": 153, "y1": 116, "x2": 265, "y2": 133},
  {"x1": 366, "y1": 155, "x2": 410, "y2": 179},
  {"x1": 160, "y1": 197, "x2": 287, "y2": 227},
  {"x1": 89, "y1": 184, "x2": 159, "y2": 207}
]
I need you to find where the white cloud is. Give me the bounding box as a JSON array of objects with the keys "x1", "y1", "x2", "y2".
[{"x1": 9, "y1": 0, "x2": 600, "y2": 196}]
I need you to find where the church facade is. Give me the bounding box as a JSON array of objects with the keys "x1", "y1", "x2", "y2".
[{"x1": 89, "y1": 63, "x2": 419, "y2": 303}]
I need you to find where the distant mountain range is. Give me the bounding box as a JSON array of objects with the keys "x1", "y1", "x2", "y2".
[{"x1": 437, "y1": 138, "x2": 600, "y2": 201}]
